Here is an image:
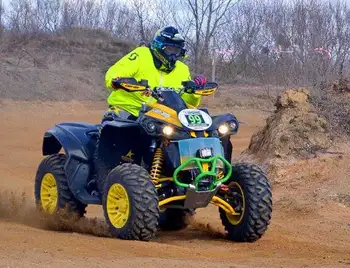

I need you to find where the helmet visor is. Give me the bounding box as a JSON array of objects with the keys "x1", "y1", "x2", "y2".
[{"x1": 163, "y1": 45, "x2": 182, "y2": 57}]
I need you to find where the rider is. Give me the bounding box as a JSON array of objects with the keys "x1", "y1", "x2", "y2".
[{"x1": 103, "y1": 25, "x2": 207, "y2": 121}]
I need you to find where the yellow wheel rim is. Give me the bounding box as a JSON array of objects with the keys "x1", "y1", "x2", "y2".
[
  {"x1": 106, "y1": 183, "x2": 130, "y2": 229},
  {"x1": 40, "y1": 173, "x2": 58, "y2": 214},
  {"x1": 226, "y1": 182, "x2": 245, "y2": 225}
]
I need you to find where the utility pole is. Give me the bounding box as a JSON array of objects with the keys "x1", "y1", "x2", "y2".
[
  {"x1": 211, "y1": 48, "x2": 216, "y2": 82},
  {"x1": 0, "y1": 0, "x2": 2, "y2": 38},
  {"x1": 0, "y1": 0, "x2": 2, "y2": 27},
  {"x1": 0, "y1": 0, "x2": 2, "y2": 23}
]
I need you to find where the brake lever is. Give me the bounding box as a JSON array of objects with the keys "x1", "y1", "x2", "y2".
[{"x1": 141, "y1": 87, "x2": 165, "y2": 102}]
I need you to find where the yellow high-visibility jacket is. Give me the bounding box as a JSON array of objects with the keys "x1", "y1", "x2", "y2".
[{"x1": 105, "y1": 46, "x2": 201, "y2": 117}]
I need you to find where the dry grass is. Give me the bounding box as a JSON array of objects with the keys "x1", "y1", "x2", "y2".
[
  {"x1": 0, "y1": 30, "x2": 135, "y2": 101},
  {"x1": 310, "y1": 80, "x2": 350, "y2": 137}
]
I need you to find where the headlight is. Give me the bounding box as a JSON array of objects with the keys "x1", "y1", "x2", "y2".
[
  {"x1": 218, "y1": 124, "x2": 229, "y2": 135},
  {"x1": 162, "y1": 126, "x2": 174, "y2": 136}
]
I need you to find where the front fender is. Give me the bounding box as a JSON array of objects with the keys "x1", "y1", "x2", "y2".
[{"x1": 210, "y1": 113, "x2": 239, "y2": 131}]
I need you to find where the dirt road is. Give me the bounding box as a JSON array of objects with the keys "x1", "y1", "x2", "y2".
[{"x1": 0, "y1": 100, "x2": 349, "y2": 268}]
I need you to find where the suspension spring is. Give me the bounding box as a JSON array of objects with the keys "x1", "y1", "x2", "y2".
[{"x1": 150, "y1": 148, "x2": 164, "y2": 184}]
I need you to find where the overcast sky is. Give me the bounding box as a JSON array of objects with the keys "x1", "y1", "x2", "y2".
[
  {"x1": 2, "y1": 0, "x2": 350, "y2": 9},
  {"x1": 2, "y1": 0, "x2": 350, "y2": 5}
]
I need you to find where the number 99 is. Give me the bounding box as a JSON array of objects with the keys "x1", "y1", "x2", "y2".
[{"x1": 188, "y1": 115, "x2": 202, "y2": 124}]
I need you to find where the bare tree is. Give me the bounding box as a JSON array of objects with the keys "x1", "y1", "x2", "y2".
[
  {"x1": 60, "y1": 0, "x2": 77, "y2": 30},
  {"x1": 6, "y1": 0, "x2": 35, "y2": 33},
  {"x1": 131, "y1": 0, "x2": 150, "y2": 42},
  {"x1": 153, "y1": 0, "x2": 194, "y2": 54},
  {"x1": 100, "y1": 0, "x2": 118, "y2": 32},
  {"x1": 35, "y1": 0, "x2": 61, "y2": 32},
  {"x1": 1, "y1": 0, "x2": 350, "y2": 87},
  {"x1": 184, "y1": 0, "x2": 241, "y2": 72}
]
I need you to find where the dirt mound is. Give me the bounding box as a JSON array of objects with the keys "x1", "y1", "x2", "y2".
[{"x1": 243, "y1": 88, "x2": 332, "y2": 161}]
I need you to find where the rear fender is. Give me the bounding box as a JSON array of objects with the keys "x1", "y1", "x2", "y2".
[{"x1": 42, "y1": 122, "x2": 100, "y2": 205}]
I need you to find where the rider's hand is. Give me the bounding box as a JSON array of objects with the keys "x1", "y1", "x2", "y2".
[
  {"x1": 193, "y1": 75, "x2": 207, "y2": 88},
  {"x1": 141, "y1": 88, "x2": 152, "y2": 97},
  {"x1": 111, "y1": 77, "x2": 121, "y2": 89}
]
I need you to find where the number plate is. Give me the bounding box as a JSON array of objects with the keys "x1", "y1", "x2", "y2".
[{"x1": 178, "y1": 109, "x2": 212, "y2": 130}]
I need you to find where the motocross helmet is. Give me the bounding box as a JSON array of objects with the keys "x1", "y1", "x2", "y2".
[{"x1": 150, "y1": 26, "x2": 186, "y2": 73}]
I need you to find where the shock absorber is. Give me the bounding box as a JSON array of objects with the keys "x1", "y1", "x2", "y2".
[{"x1": 150, "y1": 148, "x2": 164, "y2": 184}]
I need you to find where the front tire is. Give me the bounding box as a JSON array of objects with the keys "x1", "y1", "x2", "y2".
[
  {"x1": 102, "y1": 163, "x2": 159, "y2": 241},
  {"x1": 219, "y1": 163, "x2": 272, "y2": 242},
  {"x1": 34, "y1": 154, "x2": 87, "y2": 217}
]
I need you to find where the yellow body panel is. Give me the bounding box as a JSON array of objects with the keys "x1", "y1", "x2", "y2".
[{"x1": 145, "y1": 102, "x2": 182, "y2": 127}]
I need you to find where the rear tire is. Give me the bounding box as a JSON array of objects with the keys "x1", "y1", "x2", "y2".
[
  {"x1": 219, "y1": 163, "x2": 272, "y2": 242},
  {"x1": 34, "y1": 154, "x2": 87, "y2": 217},
  {"x1": 158, "y1": 208, "x2": 192, "y2": 231},
  {"x1": 102, "y1": 163, "x2": 159, "y2": 241}
]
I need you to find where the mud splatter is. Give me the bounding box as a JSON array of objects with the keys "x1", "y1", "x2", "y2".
[
  {"x1": 188, "y1": 217, "x2": 227, "y2": 239},
  {"x1": 0, "y1": 190, "x2": 111, "y2": 237},
  {"x1": 0, "y1": 190, "x2": 229, "y2": 241}
]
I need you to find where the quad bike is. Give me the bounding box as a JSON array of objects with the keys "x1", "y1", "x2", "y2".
[{"x1": 34, "y1": 78, "x2": 272, "y2": 242}]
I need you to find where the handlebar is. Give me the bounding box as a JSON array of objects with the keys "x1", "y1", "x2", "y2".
[{"x1": 111, "y1": 77, "x2": 218, "y2": 99}]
